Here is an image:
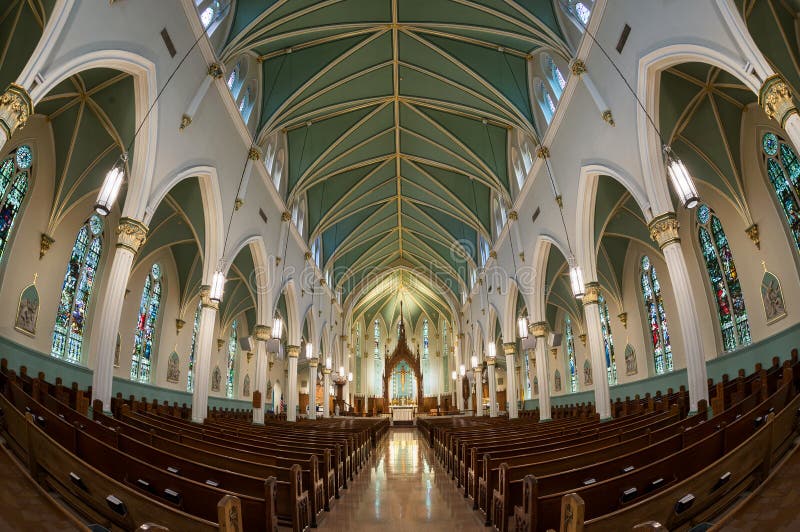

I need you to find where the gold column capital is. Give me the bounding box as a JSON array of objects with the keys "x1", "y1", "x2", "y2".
[
  {"x1": 648, "y1": 212, "x2": 680, "y2": 248},
  {"x1": 253, "y1": 324, "x2": 271, "y2": 342},
  {"x1": 0, "y1": 84, "x2": 33, "y2": 140},
  {"x1": 745, "y1": 224, "x2": 760, "y2": 249},
  {"x1": 570, "y1": 59, "x2": 587, "y2": 76},
  {"x1": 116, "y1": 217, "x2": 148, "y2": 254},
  {"x1": 308, "y1": 358, "x2": 319, "y2": 367},
  {"x1": 486, "y1": 357, "x2": 496, "y2": 366},
  {"x1": 286, "y1": 345, "x2": 300, "y2": 358},
  {"x1": 200, "y1": 285, "x2": 219, "y2": 310},
  {"x1": 39, "y1": 233, "x2": 55, "y2": 259},
  {"x1": 502, "y1": 342, "x2": 517, "y2": 356},
  {"x1": 582, "y1": 282, "x2": 601, "y2": 306},
  {"x1": 323, "y1": 368, "x2": 331, "y2": 375},
  {"x1": 759, "y1": 74, "x2": 798, "y2": 128},
  {"x1": 530, "y1": 321, "x2": 548, "y2": 338}
]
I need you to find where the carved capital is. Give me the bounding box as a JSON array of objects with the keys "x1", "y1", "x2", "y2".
[
  {"x1": 579, "y1": 333, "x2": 586, "y2": 346},
  {"x1": 39, "y1": 233, "x2": 55, "y2": 259},
  {"x1": 281, "y1": 211, "x2": 291, "y2": 222},
  {"x1": 745, "y1": 224, "x2": 761, "y2": 249},
  {"x1": 502, "y1": 342, "x2": 516, "y2": 356},
  {"x1": 208, "y1": 63, "x2": 224, "y2": 79},
  {"x1": 759, "y1": 74, "x2": 798, "y2": 128},
  {"x1": 323, "y1": 368, "x2": 331, "y2": 375},
  {"x1": 530, "y1": 321, "x2": 548, "y2": 338},
  {"x1": 486, "y1": 357, "x2": 496, "y2": 366},
  {"x1": 253, "y1": 324, "x2": 272, "y2": 342},
  {"x1": 0, "y1": 84, "x2": 33, "y2": 140},
  {"x1": 216, "y1": 338, "x2": 225, "y2": 350},
  {"x1": 648, "y1": 212, "x2": 680, "y2": 248},
  {"x1": 286, "y1": 345, "x2": 300, "y2": 358},
  {"x1": 308, "y1": 358, "x2": 319, "y2": 367},
  {"x1": 618, "y1": 312, "x2": 628, "y2": 329},
  {"x1": 248, "y1": 147, "x2": 261, "y2": 161},
  {"x1": 200, "y1": 285, "x2": 219, "y2": 310},
  {"x1": 536, "y1": 145, "x2": 550, "y2": 159},
  {"x1": 115, "y1": 217, "x2": 148, "y2": 254},
  {"x1": 601, "y1": 109, "x2": 615, "y2": 127},
  {"x1": 175, "y1": 319, "x2": 186, "y2": 335},
  {"x1": 582, "y1": 282, "x2": 601, "y2": 306},
  {"x1": 570, "y1": 59, "x2": 587, "y2": 76}
]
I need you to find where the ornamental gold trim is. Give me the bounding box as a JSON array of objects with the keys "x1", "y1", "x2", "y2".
[
  {"x1": 570, "y1": 59, "x2": 587, "y2": 76},
  {"x1": 648, "y1": 212, "x2": 680, "y2": 248},
  {"x1": 208, "y1": 63, "x2": 224, "y2": 79},
  {"x1": 115, "y1": 217, "x2": 148, "y2": 254},
  {"x1": 582, "y1": 282, "x2": 601, "y2": 305},
  {"x1": 530, "y1": 321, "x2": 548, "y2": 338},
  {"x1": 286, "y1": 345, "x2": 300, "y2": 358},
  {"x1": 253, "y1": 324, "x2": 271, "y2": 342},
  {"x1": 200, "y1": 285, "x2": 219, "y2": 310},
  {"x1": 759, "y1": 74, "x2": 798, "y2": 128},
  {"x1": 0, "y1": 84, "x2": 33, "y2": 138},
  {"x1": 502, "y1": 342, "x2": 516, "y2": 356}
]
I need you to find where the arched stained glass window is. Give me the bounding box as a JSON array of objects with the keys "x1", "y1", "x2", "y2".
[
  {"x1": 569, "y1": 1, "x2": 592, "y2": 25},
  {"x1": 762, "y1": 132, "x2": 800, "y2": 252},
  {"x1": 696, "y1": 205, "x2": 750, "y2": 351},
  {"x1": 226, "y1": 320, "x2": 238, "y2": 398},
  {"x1": 187, "y1": 302, "x2": 201, "y2": 392},
  {"x1": 130, "y1": 264, "x2": 162, "y2": 383},
  {"x1": 544, "y1": 92, "x2": 556, "y2": 116},
  {"x1": 373, "y1": 319, "x2": 382, "y2": 396},
  {"x1": 373, "y1": 319, "x2": 380, "y2": 357},
  {"x1": 545, "y1": 55, "x2": 566, "y2": 97},
  {"x1": 565, "y1": 315, "x2": 577, "y2": 392},
  {"x1": 227, "y1": 63, "x2": 240, "y2": 93},
  {"x1": 52, "y1": 215, "x2": 104, "y2": 363},
  {"x1": 423, "y1": 319, "x2": 429, "y2": 358},
  {"x1": 640, "y1": 256, "x2": 673, "y2": 374},
  {"x1": 598, "y1": 294, "x2": 617, "y2": 385},
  {"x1": 0, "y1": 145, "x2": 32, "y2": 263}
]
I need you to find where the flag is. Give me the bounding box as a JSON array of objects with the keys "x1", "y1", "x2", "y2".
[{"x1": 279, "y1": 394, "x2": 285, "y2": 413}]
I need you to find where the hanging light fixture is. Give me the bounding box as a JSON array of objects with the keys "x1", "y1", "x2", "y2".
[
  {"x1": 305, "y1": 342, "x2": 313, "y2": 359},
  {"x1": 325, "y1": 356, "x2": 332, "y2": 370},
  {"x1": 339, "y1": 366, "x2": 345, "y2": 378},
  {"x1": 568, "y1": 257, "x2": 585, "y2": 299},
  {"x1": 210, "y1": 269, "x2": 226, "y2": 302},
  {"x1": 272, "y1": 316, "x2": 283, "y2": 339},
  {"x1": 451, "y1": 370, "x2": 457, "y2": 381},
  {"x1": 95, "y1": 156, "x2": 126, "y2": 216},
  {"x1": 663, "y1": 146, "x2": 700, "y2": 209},
  {"x1": 487, "y1": 342, "x2": 496, "y2": 359},
  {"x1": 517, "y1": 315, "x2": 529, "y2": 339},
  {"x1": 471, "y1": 355, "x2": 478, "y2": 369},
  {"x1": 348, "y1": 372, "x2": 353, "y2": 382},
  {"x1": 459, "y1": 364, "x2": 466, "y2": 377}
]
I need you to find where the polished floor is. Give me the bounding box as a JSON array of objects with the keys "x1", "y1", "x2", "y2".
[{"x1": 317, "y1": 427, "x2": 486, "y2": 531}]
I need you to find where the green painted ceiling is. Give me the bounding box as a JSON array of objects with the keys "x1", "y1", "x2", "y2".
[
  {"x1": 223, "y1": 0, "x2": 569, "y2": 311},
  {"x1": 0, "y1": 0, "x2": 56, "y2": 90}
]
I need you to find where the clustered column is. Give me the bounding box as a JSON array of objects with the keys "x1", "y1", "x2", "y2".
[
  {"x1": 286, "y1": 345, "x2": 300, "y2": 422},
  {"x1": 91, "y1": 218, "x2": 148, "y2": 412},
  {"x1": 582, "y1": 283, "x2": 612, "y2": 420},
  {"x1": 531, "y1": 322, "x2": 551, "y2": 421},
  {"x1": 487, "y1": 356, "x2": 498, "y2": 417},
  {"x1": 192, "y1": 285, "x2": 219, "y2": 423},
  {"x1": 648, "y1": 213, "x2": 708, "y2": 411},
  {"x1": 322, "y1": 366, "x2": 331, "y2": 418},
  {"x1": 308, "y1": 357, "x2": 319, "y2": 420},
  {"x1": 252, "y1": 324, "x2": 271, "y2": 425},
  {"x1": 503, "y1": 342, "x2": 518, "y2": 419}
]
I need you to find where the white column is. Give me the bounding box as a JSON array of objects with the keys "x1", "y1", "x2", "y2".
[
  {"x1": 192, "y1": 289, "x2": 218, "y2": 423},
  {"x1": 252, "y1": 325, "x2": 270, "y2": 425},
  {"x1": 759, "y1": 75, "x2": 800, "y2": 152},
  {"x1": 503, "y1": 343, "x2": 518, "y2": 419},
  {"x1": 323, "y1": 369, "x2": 331, "y2": 417},
  {"x1": 308, "y1": 358, "x2": 318, "y2": 420},
  {"x1": 531, "y1": 322, "x2": 552, "y2": 421},
  {"x1": 649, "y1": 214, "x2": 708, "y2": 411},
  {"x1": 582, "y1": 285, "x2": 611, "y2": 420},
  {"x1": 286, "y1": 346, "x2": 300, "y2": 422},
  {"x1": 90, "y1": 218, "x2": 147, "y2": 412},
  {"x1": 474, "y1": 368, "x2": 483, "y2": 416},
  {"x1": 487, "y1": 358, "x2": 498, "y2": 417}
]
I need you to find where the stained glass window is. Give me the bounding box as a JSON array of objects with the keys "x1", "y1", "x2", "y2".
[
  {"x1": 565, "y1": 315, "x2": 577, "y2": 392},
  {"x1": 130, "y1": 263, "x2": 162, "y2": 383},
  {"x1": 373, "y1": 319, "x2": 382, "y2": 396},
  {"x1": 187, "y1": 302, "x2": 201, "y2": 392},
  {"x1": 544, "y1": 92, "x2": 556, "y2": 115},
  {"x1": 696, "y1": 204, "x2": 750, "y2": 351},
  {"x1": 573, "y1": 2, "x2": 591, "y2": 25},
  {"x1": 355, "y1": 322, "x2": 361, "y2": 394},
  {"x1": 0, "y1": 145, "x2": 31, "y2": 263},
  {"x1": 546, "y1": 55, "x2": 566, "y2": 97},
  {"x1": 227, "y1": 64, "x2": 239, "y2": 93},
  {"x1": 52, "y1": 215, "x2": 104, "y2": 363},
  {"x1": 762, "y1": 132, "x2": 800, "y2": 252},
  {"x1": 374, "y1": 319, "x2": 380, "y2": 357},
  {"x1": 640, "y1": 255, "x2": 673, "y2": 374},
  {"x1": 598, "y1": 294, "x2": 617, "y2": 385},
  {"x1": 226, "y1": 320, "x2": 238, "y2": 398},
  {"x1": 423, "y1": 319, "x2": 429, "y2": 358}
]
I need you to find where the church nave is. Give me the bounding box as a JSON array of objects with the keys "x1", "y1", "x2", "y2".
[{"x1": 317, "y1": 427, "x2": 485, "y2": 531}]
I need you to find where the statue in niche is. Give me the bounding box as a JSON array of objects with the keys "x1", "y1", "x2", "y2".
[
  {"x1": 533, "y1": 376, "x2": 539, "y2": 396},
  {"x1": 14, "y1": 280, "x2": 39, "y2": 336},
  {"x1": 584, "y1": 360, "x2": 593, "y2": 385},
  {"x1": 211, "y1": 366, "x2": 222, "y2": 391},
  {"x1": 761, "y1": 266, "x2": 786, "y2": 324},
  {"x1": 624, "y1": 344, "x2": 637, "y2": 375},
  {"x1": 243, "y1": 374, "x2": 250, "y2": 396},
  {"x1": 166, "y1": 352, "x2": 180, "y2": 383},
  {"x1": 554, "y1": 370, "x2": 561, "y2": 392}
]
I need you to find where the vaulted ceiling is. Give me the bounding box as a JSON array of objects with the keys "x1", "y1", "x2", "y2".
[{"x1": 223, "y1": 0, "x2": 570, "y2": 311}]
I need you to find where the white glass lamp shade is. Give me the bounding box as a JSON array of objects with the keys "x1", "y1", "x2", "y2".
[
  {"x1": 325, "y1": 357, "x2": 332, "y2": 370},
  {"x1": 305, "y1": 343, "x2": 313, "y2": 359},
  {"x1": 272, "y1": 317, "x2": 283, "y2": 339},
  {"x1": 348, "y1": 372, "x2": 353, "y2": 382},
  {"x1": 568, "y1": 260, "x2": 584, "y2": 299},
  {"x1": 95, "y1": 166, "x2": 124, "y2": 216},
  {"x1": 459, "y1": 364, "x2": 466, "y2": 377},
  {"x1": 517, "y1": 316, "x2": 529, "y2": 339},
  {"x1": 665, "y1": 149, "x2": 700, "y2": 209},
  {"x1": 339, "y1": 366, "x2": 345, "y2": 378},
  {"x1": 471, "y1": 355, "x2": 479, "y2": 369},
  {"x1": 451, "y1": 370, "x2": 457, "y2": 381},
  {"x1": 210, "y1": 270, "x2": 226, "y2": 302}
]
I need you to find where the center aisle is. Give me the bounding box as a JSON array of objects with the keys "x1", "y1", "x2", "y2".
[{"x1": 318, "y1": 426, "x2": 485, "y2": 531}]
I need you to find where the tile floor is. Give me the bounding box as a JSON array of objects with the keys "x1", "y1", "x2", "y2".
[{"x1": 317, "y1": 427, "x2": 487, "y2": 531}]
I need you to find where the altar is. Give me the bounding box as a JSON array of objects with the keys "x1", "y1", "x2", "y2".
[{"x1": 390, "y1": 405, "x2": 416, "y2": 425}]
